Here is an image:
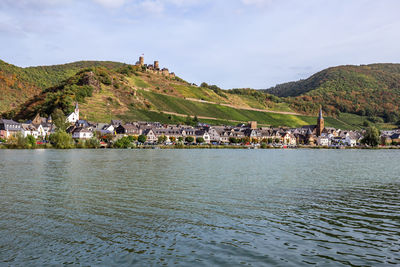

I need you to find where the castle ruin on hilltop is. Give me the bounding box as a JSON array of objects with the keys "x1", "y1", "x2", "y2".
[{"x1": 135, "y1": 56, "x2": 175, "y2": 78}]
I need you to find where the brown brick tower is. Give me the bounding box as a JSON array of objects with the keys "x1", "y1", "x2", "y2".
[
  {"x1": 154, "y1": 61, "x2": 159, "y2": 70},
  {"x1": 316, "y1": 107, "x2": 324, "y2": 136}
]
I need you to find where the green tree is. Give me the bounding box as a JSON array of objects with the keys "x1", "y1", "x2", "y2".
[
  {"x1": 261, "y1": 143, "x2": 267, "y2": 149},
  {"x1": 138, "y1": 135, "x2": 147, "y2": 144},
  {"x1": 229, "y1": 137, "x2": 238, "y2": 144},
  {"x1": 185, "y1": 136, "x2": 194, "y2": 143},
  {"x1": 26, "y1": 135, "x2": 37, "y2": 148},
  {"x1": 14, "y1": 133, "x2": 27, "y2": 148},
  {"x1": 85, "y1": 137, "x2": 100, "y2": 148},
  {"x1": 49, "y1": 131, "x2": 74, "y2": 149},
  {"x1": 178, "y1": 136, "x2": 184, "y2": 143},
  {"x1": 193, "y1": 115, "x2": 199, "y2": 124},
  {"x1": 200, "y1": 82, "x2": 209, "y2": 88},
  {"x1": 158, "y1": 135, "x2": 167, "y2": 144},
  {"x1": 363, "y1": 120, "x2": 371, "y2": 128},
  {"x1": 52, "y1": 109, "x2": 70, "y2": 131},
  {"x1": 113, "y1": 136, "x2": 132, "y2": 148},
  {"x1": 196, "y1": 137, "x2": 205, "y2": 144},
  {"x1": 128, "y1": 135, "x2": 137, "y2": 142},
  {"x1": 361, "y1": 126, "x2": 380, "y2": 147},
  {"x1": 185, "y1": 115, "x2": 192, "y2": 126}
]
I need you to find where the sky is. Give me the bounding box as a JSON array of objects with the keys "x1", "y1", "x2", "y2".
[{"x1": 1, "y1": 0, "x2": 400, "y2": 89}]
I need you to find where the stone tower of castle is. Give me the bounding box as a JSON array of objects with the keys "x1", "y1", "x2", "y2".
[
  {"x1": 316, "y1": 107, "x2": 324, "y2": 137},
  {"x1": 139, "y1": 56, "x2": 144, "y2": 66},
  {"x1": 154, "y1": 61, "x2": 159, "y2": 69}
]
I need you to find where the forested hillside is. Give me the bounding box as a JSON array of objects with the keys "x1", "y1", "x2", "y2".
[
  {"x1": 265, "y1": 64, "x2": 400, "y2": 123},
  {"x1": 0, "y1": 60, "x2": 125, "y2": 113}
]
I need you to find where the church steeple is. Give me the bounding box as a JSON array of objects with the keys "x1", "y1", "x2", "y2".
[
  {"x1": 316, "y1": 106, "x2": 324, "y2": 137},
  {"x1": 319, "y1": 107, "x2": 323, "y2": 120}
]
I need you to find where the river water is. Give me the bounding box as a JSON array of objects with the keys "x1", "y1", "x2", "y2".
[{"x1": 0, "y1": 149, "x2": 399, "y2": 266}]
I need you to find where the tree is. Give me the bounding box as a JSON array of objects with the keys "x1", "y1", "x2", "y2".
[
  {"x1": 363, "y1": 120, "x2": 371, "y2": 128},
  {"x1": 185, "y1": 115, "x2": 192, "y2": 126},
  {"x1": 85, "y1": 137, "x2": 100, "y2": 148},
  {"x1": 274, "y1": 138, "x2": 281, "y2": 143},
  {"x1": 138, "y1": 135, "x2": 147, "y2": 144},
  {"x1": 128, "y1": 135, "x2": 137, "y2": 142},
  {"x1": 261, "y1": 143, "x2": 267, "y2": 149},
  {"x1": 229, "y1": 137, "x2": 238, "y2": 144},
  {"x1": 158, "y1": 135, "x2": 167, "y2": 144},
  {"x1": 170, "y1": 136, "x2": 176, "y2": 142},
  {"x1": 193, "y1": 115, "x2": 199, "y2": 124},
  {"x1": 196, "y1": 137, "x2": 205, "y2": 144},
  {"x1": 185, "y1": 136, "x2": 194, "y2": 143},
  {"x1": 113, "y1": 136, "x2": 132, "y2": 148},
  {"x1": 26, "y1": 135, "x2": 36, "y2": 148},
  {"x1": 242, "y1": 137, "x2": 250, "y2": 144},
  {"x1": 13, "y1": 133, "x2": 27, "y2": 148},
  {"x1": 178, "y1": 136, "x2": 184, "y2": 143},
  {"x1": 52, "y1": 109, "x2": 70, "y2": 131},
  {"x1": 200, "y1": 82, "x2": 209, "y2": 88},
  {"x1": 100, "y1": 133, "x2": 114, "y2": 142},
  {"x1": 49, "y1": 131, "x2": 74, "y2": 149},
  {"x1": 361, "y1": 126, "x2": 380, "y2": 147}
]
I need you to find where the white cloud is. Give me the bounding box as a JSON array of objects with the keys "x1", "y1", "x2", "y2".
[
  {"x1": 140, "y1": 0, "x2": 164, "y2": 14},
  {"x1": 92, "y1": 0, "x2": 126, "y2": 8},
  {"x1": 241, "y1": 0, "x2": 274, "y2": 6}
]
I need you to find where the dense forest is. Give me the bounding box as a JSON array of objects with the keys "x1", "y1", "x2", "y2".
[{"x1": 265, "y1": 64, "x2": 400, "y2": 123}]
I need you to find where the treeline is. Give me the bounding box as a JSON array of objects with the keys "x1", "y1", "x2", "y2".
[
  {"x1": 265, "y1": 64, "x2": 400, "y2": 121},
  {"x1": 200, "y1": 82, "x2": 227, "y2": 98}
]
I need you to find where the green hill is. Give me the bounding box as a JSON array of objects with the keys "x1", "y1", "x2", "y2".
[
  {"x1": 1, "y1": 61, "x2": 351, "y2": 129},
  {"x1": 265, "y1": 64, "x2": 400, "y2": 123},
  {"x1": 2, "y1": 59, "x2": 398, "y2": 129}
]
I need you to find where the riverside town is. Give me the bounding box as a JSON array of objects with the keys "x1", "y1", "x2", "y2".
[{"x1": 0, "y1": 103, "x2": 396, "y2": 149}]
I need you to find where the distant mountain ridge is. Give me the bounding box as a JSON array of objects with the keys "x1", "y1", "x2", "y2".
[{"x1": 264, "y1": 63, "x2": 400, "y2": 121}]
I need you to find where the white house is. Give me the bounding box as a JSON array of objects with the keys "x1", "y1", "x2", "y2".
[
  {"x1": 72, "y1": 128, "x2": 93, "y2": 139},
  {"x1": 143, "y1": 129, "x2": 157, "y2": 143},
  {"x1": 208, "y1": 127, "x2": 223, "y2": 143},
  {"x1": 67, "y1": 102, "x2": 79, "y2": 123},
  {"x1": 344, "y1": 136, "x2": 357, "y2": 147},
  {"x1": 282, "y1": 132, "x2": 297, "y2": 146},
  {"x1": 317, "y1": 136, "x2": 330, "y2": 146},
  {"x1": 21, "y1": 124, "x2": 39, "y2": 138},
  {"x1": 195, "y1": 130, "x2": 211, "y2": 144}
]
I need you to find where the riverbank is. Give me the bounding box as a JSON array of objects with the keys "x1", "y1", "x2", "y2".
[{"x1": 1, "y1": 143, "x2": 400, "y2": 150}]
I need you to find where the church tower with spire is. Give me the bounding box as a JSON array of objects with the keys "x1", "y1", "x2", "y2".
[
  {"x1": 66, "y1": 102, "x2": 80, "y2": 123},
  {"x1": 316, "y1": 106, "x2": 324, "y2": 137}
]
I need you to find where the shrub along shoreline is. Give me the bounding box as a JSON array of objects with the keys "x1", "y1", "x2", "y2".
[
  {"x1": 1, "y1": 131, "x2": 397, "y2": 150},
  {"x1": 1, "y1": 143, "x2": 399, "y2": 150}
]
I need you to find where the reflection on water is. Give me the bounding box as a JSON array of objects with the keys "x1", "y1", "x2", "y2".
[{"x1": 0, "y1": 149, "x2": 399, "y2": 266}]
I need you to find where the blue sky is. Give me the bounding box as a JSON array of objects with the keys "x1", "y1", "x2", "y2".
[{"x1": 1, "y1": 0, "x2": 400, "y2": 88}]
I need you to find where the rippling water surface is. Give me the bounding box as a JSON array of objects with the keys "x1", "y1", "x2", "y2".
[{"x1": 0, "y1": 149, "x2": 399, "y2": 266}]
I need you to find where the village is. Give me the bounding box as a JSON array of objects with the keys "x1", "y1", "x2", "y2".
[{"x1": 1, "y1": 103, "x2": 400, "y2": 148}]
